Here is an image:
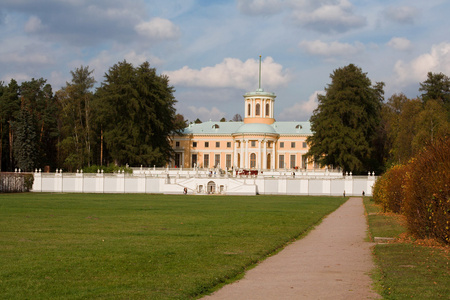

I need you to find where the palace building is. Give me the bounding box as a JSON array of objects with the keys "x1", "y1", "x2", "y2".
[{"x1": 171, "y1": 58, "x2": 317, "y2": 171}]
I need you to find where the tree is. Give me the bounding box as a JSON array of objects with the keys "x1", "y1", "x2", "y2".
[
  {"x1": 95, "y1": 60, "x2": 178, "y2": 166},
  {"x1": 18, "y1": 78, "x2": 58, "y2": 169},
  {"x1": 0, "y1": 79, "x2": 20, "y2": 171},
  {"x1": 232, "y1": 114, "x2": 243, "y2": 122},
  {"x1": 306, "y1": 64, "x2": 384, "y2": 174},
  {"x1": 13, "y1": 108, "x2": 37, "y2": 171},
  {"x1": 173, "y1": 114, "x2": 188, "y2": 131},
  {"x1": 419, "y1": 72, "x2": 450, "y2": 107},
  {"x1": 56, "y1": 66, "x2": 96, "y2": 171}
]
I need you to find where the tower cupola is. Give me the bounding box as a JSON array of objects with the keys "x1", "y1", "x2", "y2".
[{"x1": 243, "y1": 56, "x2": 276, "y2": 125}]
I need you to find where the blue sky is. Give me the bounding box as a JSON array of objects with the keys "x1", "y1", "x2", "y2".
[{"x1": 1, "y1": 0, "x2": 449, "y2": 122}]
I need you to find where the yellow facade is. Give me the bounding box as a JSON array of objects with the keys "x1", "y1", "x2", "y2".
[{"x1": 171, "y1": 86, "x2": 317, "y2": 171}]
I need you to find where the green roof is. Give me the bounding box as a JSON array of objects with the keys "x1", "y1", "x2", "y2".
[{"x1": 182, "y1": 121, "x2": 311, "y2": 135}]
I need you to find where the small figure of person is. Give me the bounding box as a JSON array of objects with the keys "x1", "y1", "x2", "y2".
[
  {"x1": 183, "y1": 187, "x2": 187, "y2": 195},
  {"x1": 362, "y1": 190, "x2": 365, "y2": 197}
]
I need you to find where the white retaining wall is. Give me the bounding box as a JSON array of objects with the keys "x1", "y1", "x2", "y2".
[{"x1": 32, "y1": 170, "x2": 376, "y2": 196}]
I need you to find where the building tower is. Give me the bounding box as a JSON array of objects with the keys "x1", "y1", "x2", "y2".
[{"x1": 243, "y1": 55, "x2": 276, "y2": 125}]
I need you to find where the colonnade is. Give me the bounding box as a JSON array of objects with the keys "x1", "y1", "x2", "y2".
[{"x1": 233, "y1": 138, "x2": 276, "y2": 169}]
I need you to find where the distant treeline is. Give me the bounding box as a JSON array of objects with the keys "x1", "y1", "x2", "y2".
[{"x1": 0, "y1": 61, "x2": 186, "y2": 172}]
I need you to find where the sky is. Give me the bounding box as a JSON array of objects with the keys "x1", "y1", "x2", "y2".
[{"x1": 1, "y1": 0, "x2": 449, "y2": 123}]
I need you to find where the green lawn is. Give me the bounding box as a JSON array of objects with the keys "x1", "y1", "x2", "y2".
[
  {"x1": 0, "y1": 193, "x2": 346, "y2": 299},
  {"x1": 363, "y1": 197, "x2": 450, "y2": 299}
]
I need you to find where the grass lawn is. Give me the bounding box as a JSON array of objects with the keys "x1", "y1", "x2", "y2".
[
  {"x1": 363, "y1": 197, "x2": 450, "y2": 299},
  {"x1": 0, "y1": 193, "x2": 346, "y2": 299}
]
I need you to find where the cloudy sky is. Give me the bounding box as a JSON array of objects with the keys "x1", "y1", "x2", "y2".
[{"x1": 1, "y1": 0, "x2": 449, "y2": 122}]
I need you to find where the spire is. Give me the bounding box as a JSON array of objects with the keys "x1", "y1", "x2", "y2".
[{"x1": 258, "y1": 55, "x2": 262, "y2": 90}]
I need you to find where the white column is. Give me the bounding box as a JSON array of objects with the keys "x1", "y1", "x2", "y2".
[
  {"x1": 245, "y1": 139, "x2": 249, "y2": 168},
  {"x1": 233, "y1": 139, "x2": 237, "y2": 167},
  {"x1": 258, "y1": 139, "x2": 262, "y2": 170},
  {"x1": 240, "y1": 139, "x2": 244, "y2": 168},
  {"x1": 272, "y1": 141, "x2": 276, "y2": 170},
  {"x1": 263, "y1": 140, "x2": 267, "y2": 170}
]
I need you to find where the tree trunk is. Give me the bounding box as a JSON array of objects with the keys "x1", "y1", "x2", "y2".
[
  {"x1": 100, "y1": 128, "x2": 103, "y2": 166},
  {"x1": 9, "y1": 123, "x2": 13, "y2": 171}
]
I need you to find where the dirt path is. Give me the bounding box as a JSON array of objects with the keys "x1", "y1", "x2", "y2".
[{"x1": 203, "y1": 197, "x2": 380, "y2": 300}]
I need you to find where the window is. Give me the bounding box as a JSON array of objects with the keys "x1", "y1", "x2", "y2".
[
  {"x1": 251, "y1": 140, "x2": 256, "y2": 147},
  {"x1": 302, "y1": 155, "x2": 307, "y2": 169},
  {"x1": 250, "y1": 153, "x2": 256, "y2": 168},
  {"x1": 314, "y1": 156, "x2": 319, "y2": 169},
  {"x1": 280, "y1": 142, "x2": 284, "y2": 148},
  {"x1": 204, "y1": 154, "x2": 209, "y2": 168},
  {"x1": 255, "y1": 103, "x2": 260, "y2": 116},
  {"x1": 291, "y1": 142, "x2": 295, "y2": 148},
  {"x1": 279, "y1": 155, "x2": 285, "y2": 169},
  {"x1": 303, "y1": 142, "x2": 307, "y2": 148},
  {"x1": 212, "y1": 124, "x2": 219, "y2": 129},
  {"x1": 192, "y1": 154, "x2": 198, "y2": 168},
  {"x1": 175, "y1": 153, "x2": 181, "y2": 167},
  {"x1": 215, "y1": 142, "x2": 220, "y2": 148},
  {"x1": 265, "y1": 103, "x2": 270, "y2": 116},
  {"x1": 290, "y1": 155, "x2": 296, "y2": 169},
  {"x1": 193, "y1": 142, "x2": 197, "y2": 148},
  {"x1": 175, "y1": 141, "x2": 180, "y2": 147},
  {"x1": 215, "y1": 154, "x2": 220, "y2": 167},
  {"x1": 226, "y1": 154, "x2": 231, "y2": 168},
  {"x1": 227, "y1": 142, "x2": 231, "y2": 148},
  {"x1": 248, "y1": 103, "x2": 251, "y2": 116},
  {"x1": 205, "y1": 142, "x2": 209, "y2": 148}
]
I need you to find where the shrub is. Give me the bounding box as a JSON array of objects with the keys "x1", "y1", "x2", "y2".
[
  {"x1": 373, "y1": 164, "x2": 408, "y2": 213},
  {"x1": 403, "y1": 137, "x2": 450, "y2": 244}
]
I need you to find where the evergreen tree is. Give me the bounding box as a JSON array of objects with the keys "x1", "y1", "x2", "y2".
[
  {"x1": 19, "y1": 78, "x2": 58, "y2": 169},
  {"x1": 95, "y1": 61, "x2": 178, "y2": 166},
  {"x1": 13, "y1": 108, "x2": 37, "y2": 171},
  {"x1": 307, "y1": 64, "x2": 384, "y2": 174},
  {"x1": 419, "y1": 72, "x2": 450, "y2": 119},
  {"x1": 0, "y1": 79, "x2": 20, "y2": 171}
]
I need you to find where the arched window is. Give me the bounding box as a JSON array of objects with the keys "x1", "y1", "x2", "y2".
[
  {"x1": 255, "y1": 103, "x2": 260, "y2": 116},
  {"x1": 265, "y1": 103, "x2": 270, "y2": 116},
  {"x1": 248, "y1": 103, "x2": 251, "y2": 116},
  {"x1": 250, "y1": 153, "x2": 256, "y2": 168}
]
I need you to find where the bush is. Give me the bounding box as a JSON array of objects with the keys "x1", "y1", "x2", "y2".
[
  {"x1": 372, "y1": 164, "x2": 408, "y2": 213},
  {"x1": 403, "y1": 137, "x2": 450, "y2": 244}
]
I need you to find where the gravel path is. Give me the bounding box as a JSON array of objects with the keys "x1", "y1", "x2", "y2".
[{"x1": 203, "y1": 197, "x2": 380, "y2": 300}]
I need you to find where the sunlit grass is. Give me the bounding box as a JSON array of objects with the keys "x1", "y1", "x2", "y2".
[
  {"x1": 364, "y1": 197, "x2": 450, "y2": 299},
  {"x1": 0, "y1": 193, "x2": 345, "y2": 299}
]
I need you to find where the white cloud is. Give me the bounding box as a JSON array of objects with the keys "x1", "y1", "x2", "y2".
[
  {"x1": 124, "y1": 51, "x2": 164, "y2": 67},
  {"x1": 164, "y1": 57, "x2": 290, "y2": 91},
  {"x1": 237, "y1": 0, "x2": 283, "y2": 15},
  {"x1": 135, "y1": 17, "x2": 181, "y2": 41},
  {"x1": 278, "y1": 91, "x2": 322, "y2": 121},
  {"x1": 299, "y1": 40, "x2": 364, "y2": 57},
  {"x1": 393, "y1": 43, "x2": 450, "y2": 87},
  {"x1": 384, "y1": 6, "x2": 419, "y2": 24},
  {"x1": 188, "y1": 106, "x2": 226, "y2": 122},
  {"x1": 0, "y1": 52, "x2": 52, "y2": 65},
  {"x1": 291, "y1": 0, "x2": 366, "y2": 33},
  {"x1": 387, "y1": 37, "x2": 412, "y2": 51},
  {"x1": 24, "y1": 16, "x2": 45, "y2": 33}
]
